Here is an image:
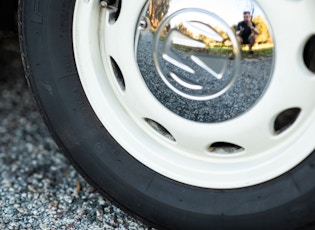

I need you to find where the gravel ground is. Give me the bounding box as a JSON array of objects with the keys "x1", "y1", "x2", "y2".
[{"x1": 0, "y1": 33, "x2": 153, "y2": 229}]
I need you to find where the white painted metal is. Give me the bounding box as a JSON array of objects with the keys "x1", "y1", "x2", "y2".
[{"x1": 73, "y1": 0, "x2": 315, "y2": 188}]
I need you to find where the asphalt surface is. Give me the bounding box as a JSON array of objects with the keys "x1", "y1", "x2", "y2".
[{"x1": 0, "y1": 33, "x2": 153, "y2": 229}]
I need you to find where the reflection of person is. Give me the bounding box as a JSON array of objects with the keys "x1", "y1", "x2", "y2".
[{"x1": 237, "y1": 11, "x2": 259, "y2": 54}]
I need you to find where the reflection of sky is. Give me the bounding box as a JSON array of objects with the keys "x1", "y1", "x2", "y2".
[{"x1": 168, "y1": 0, "x2": 264, "y2": 26}]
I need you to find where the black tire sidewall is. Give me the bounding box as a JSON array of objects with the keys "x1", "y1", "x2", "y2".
[{"x1": 20, "y1": 0, "x2": 315, "y2": 229}]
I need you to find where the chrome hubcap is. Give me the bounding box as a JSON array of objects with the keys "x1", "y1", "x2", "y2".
[{"x1": 136, "y1": 0, "x2": 274, "y2": 122}]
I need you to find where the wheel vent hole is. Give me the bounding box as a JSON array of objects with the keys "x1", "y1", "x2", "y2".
[
  {"x1": 303, "y1": 35, "x2": 315, "y2": 73},
  {"x1": 274, "y1": 108, "x2": 301, "y2": 135},
  {"x1": 209, "y1": 142, "x2": 244, "y2": 154},
  {"x1": 145, "y1": 118, "x2": 176, "y2": 142},
  {"x1": 110, "y1": 57, "x2": 125, "y2": 91},
  {"x1": 107, "y1": 0, "x2": 121, "y2": 23}
]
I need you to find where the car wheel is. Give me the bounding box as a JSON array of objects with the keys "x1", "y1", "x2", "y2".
[{"x1": 19, "y1": 0, "x2": 315, "y2": 229}]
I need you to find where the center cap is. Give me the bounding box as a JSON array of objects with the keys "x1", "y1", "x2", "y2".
[
  {"x1": 136, "y1": 0, "x2": 274, "y2": 123},
  {"x1": 153, "y1": 9, "x2": 241, "y2": 100}
]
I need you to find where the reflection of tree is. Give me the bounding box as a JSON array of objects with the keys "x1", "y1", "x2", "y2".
[
  {"x1": 253, "y1": 16, "x2": 273, "y2": 44},
  {"x1": 176, "y1": 23, "x2": 229, "y2": 47},
  {"x1": 148, "y1": 0, "x2": 170, "y2": 30},
  {"x1": 176, "y1": 23, "x2": 191, "y2": 38},
  {"x1": 175, "y1": 23, "x2": 233, "y2": 57}
]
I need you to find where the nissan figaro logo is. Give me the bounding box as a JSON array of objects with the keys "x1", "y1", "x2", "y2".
[{"x1": 153, "y1": 9, "x2": 241, "y2": 101}]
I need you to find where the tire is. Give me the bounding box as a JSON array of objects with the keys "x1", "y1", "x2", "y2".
[{"x1": 19, "y1": 0, "x2": 315, "y2": 229}]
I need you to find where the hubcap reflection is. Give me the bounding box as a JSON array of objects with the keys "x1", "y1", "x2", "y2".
[{"x1": 136, "y1": 0, "x2": 275, "y2": 123}]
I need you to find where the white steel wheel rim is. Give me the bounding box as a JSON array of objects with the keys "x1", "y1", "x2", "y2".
[{"x1": 73, "y1": 0, "x2": 315, "y2": 189}]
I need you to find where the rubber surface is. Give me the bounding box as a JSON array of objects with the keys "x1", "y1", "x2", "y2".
[{"x1": 19, "y1": 0, "x2": 315, "y2": 229}]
